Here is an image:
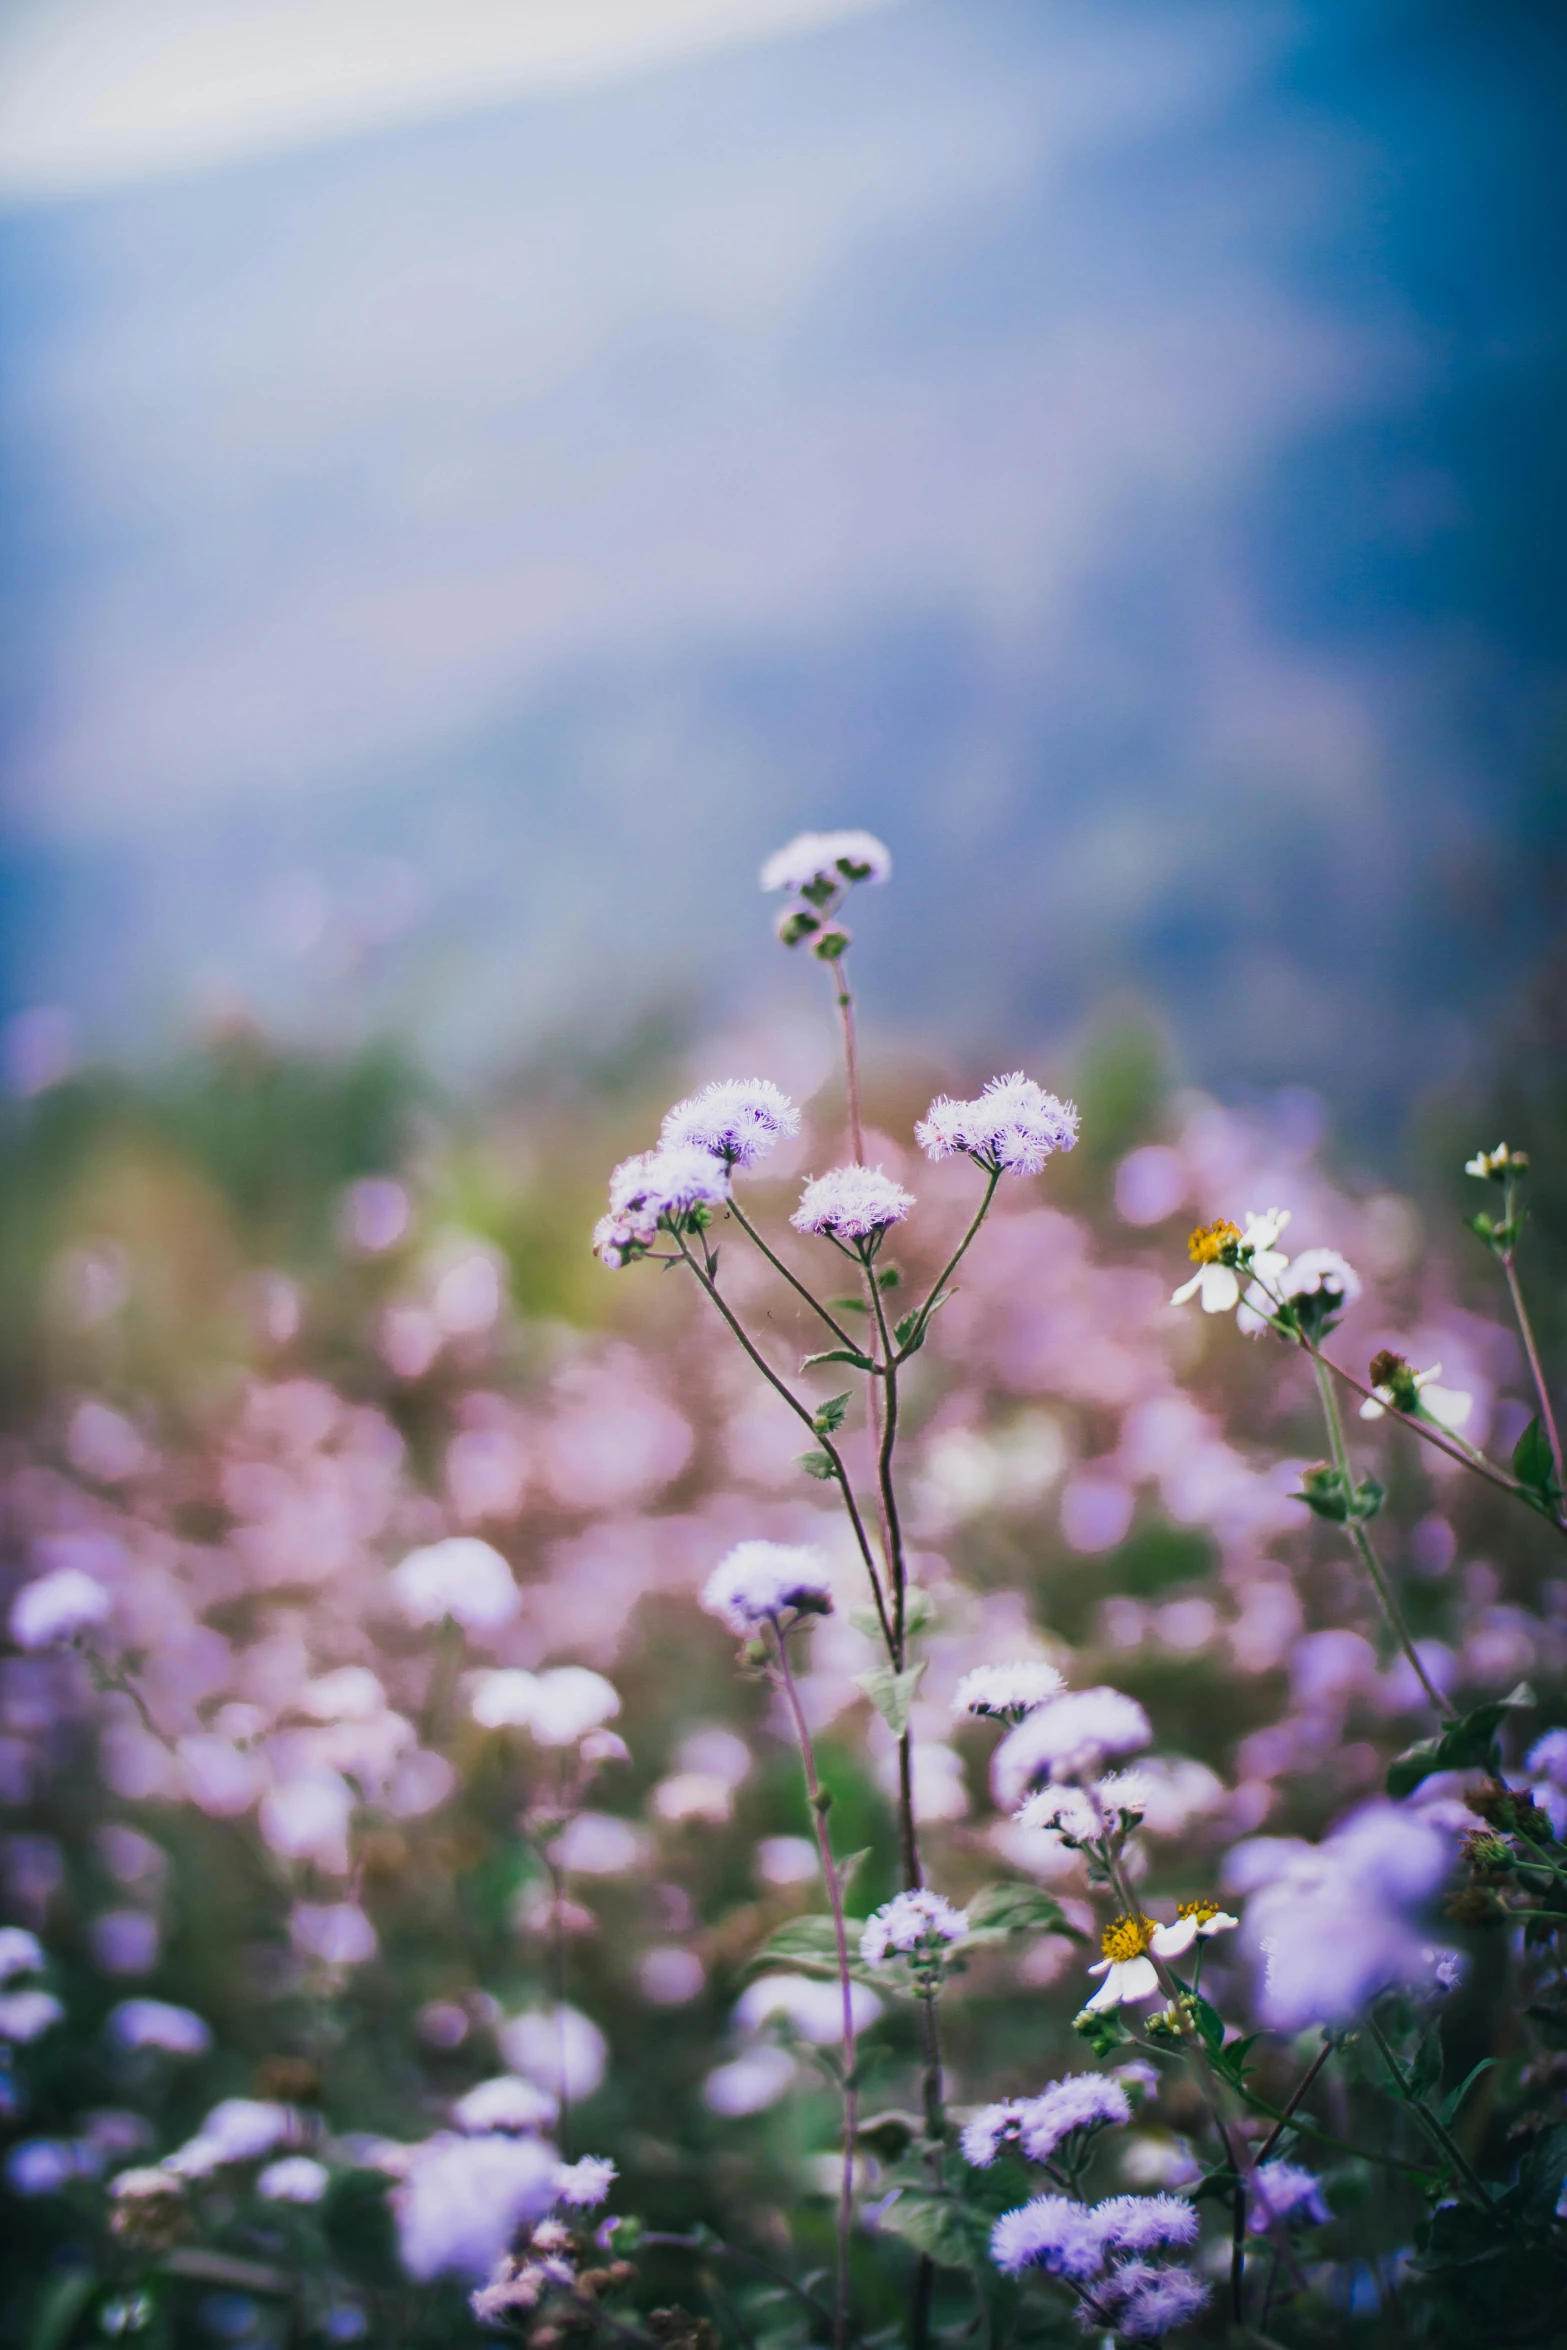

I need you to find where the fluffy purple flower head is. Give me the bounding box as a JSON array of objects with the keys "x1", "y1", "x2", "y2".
[
  {"x1": 860, "y1": 1888, "x2": 968, "y2": 1968},
  {"x1": 700, "y1": 1542, "x2": 833, "y2": 1635},
  {"x1": 961, "y1": 2102, "x2": 1029, "y2": 2169},
  {"x1": 993, "y1": 1689, "x2": 1153, "y2": 1806},
  {"x1": 791, "y1": 1165, "x2": 914, "y2": 1241},
  {"x1": 760, "y1": 831, "x2": 891, "y2": 896},
  {"x1": 1246, "y1": 2160, "x2": 1329, "y2": 2229},
  {"x1": 991, "y1": 2194, "x2": 1106, "y2": 2281},
  {"x1": 659, "y1": 1080, "x2": 800, "y2": 1170},
  {"x1": 1092, "y1": 2194, "x2": 1198, "y2": 2254},
  {"x1": 1098, "y1": 2262, "x2": 1209, "y2": 2340},
  {"x1": 916, "y1": 1074, "x2": 1079, "y2": 1176},
  {"x1": 596, "y1": 1145, "x2": 732, "y2": 1266},
  {"x1": 552, "y1": 2155, "x2": 616, "y2": 2209},
  {"x1": 952, "y1": 1661, "x2": 1065, "y2": 1724},
  {"x1": 1017, "y1": 2075, "x2": 1132, "y2": 2165}
]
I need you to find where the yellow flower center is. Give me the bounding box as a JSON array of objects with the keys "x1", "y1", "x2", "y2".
[
  {"x1": 1177, "y1": 1898, "x2": 1222, "y2": 1924},
  {"x1": 1100, "y1": 1913, "x2": 1156, "y2": 1963},
  {"x1": 1187, "y1": 1220, "x2": 1240, "y2": 1267}
]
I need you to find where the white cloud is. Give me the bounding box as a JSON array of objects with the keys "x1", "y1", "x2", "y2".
[{"x1": 0, "y1": 0, "x2": 898, "y2": 201}]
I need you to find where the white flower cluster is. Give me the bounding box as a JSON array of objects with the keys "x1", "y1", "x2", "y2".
[
  {"x1": 594, "y1": 1078, "x2": 800, "y2": 1267},
  {"x1": 760, "y1": 830, "x2": 892, "y2": 897},
  {"x1": 791, "y1": 1164, "x2": 915, "y2": 1241},
  {"x1": 951, "y1": 1660, "x2": 1064, "y2": 1724},
  {"x1": 916, "y1": 1073, "x2": 1078, "y2": 1176},
  {"x1": 992, "y1": 1684, "x2": 1153, "y2": 1802}
]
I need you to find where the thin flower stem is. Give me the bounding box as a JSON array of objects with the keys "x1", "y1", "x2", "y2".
[
  {"x1": 1309, "y1": 1338, "x2": 1566, "y2": 1537},
  {"x1": 640, "y1": 2234, "x2": 836, "y2": 2333},
  {"x1": 1258, "y1": 2040, "x2": 1334, "y2": 2162},
  {"x1": 772, "y1": 1624, "x2": 858, "y2": 2350},
  {"x1": 1364, "y1": 2010, "x2": 1494, "y2": 2207},
  {"x1": 864, "y1": 1254, "x2": 924, "y2": 1894},
  {"x1": 1098, "y1": 1836, "x2": 1250, "y2": 2320},
  {"x1": 897, "y1": 1166, "x2": 1001, "y2": 1363},
  {"x1": 725, "y1": 1197, "x2": 867, "y2": 1355},
  {"x1": 821, "y1": 951, "x2": 865, "y2": 1163},
  {"x1": 671, "y1": 1230, "x2": 895, "y2": 1653},
  {"x1": 1502, "y1": 1252, "x2": 1564, "y2": 1488},
  {"x1": 1308, "y1": 1353, "x2": 1453, "y2": 1720}
]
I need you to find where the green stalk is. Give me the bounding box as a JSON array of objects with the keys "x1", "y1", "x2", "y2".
[{"x1": 1308, "y1": 1354, "x2": 1453, "y2": 1720}]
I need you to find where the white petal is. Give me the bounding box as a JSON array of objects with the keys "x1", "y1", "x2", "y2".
[
  {"x1": 1151, "y1": 1916, "x2": 1199, "y2": 1958},
  {"x1": 1170, "y1": 1274, "x2": 1203, "y2": 1306},
  {"x1": 1359, "y1": 1396, "x2": 1386, "y2": 1420},
  {"x1": 1425, "y1": 1387, "x2": 1473, "y2": 1431},
  {"x1": 1198, "y1": 1912, "x2": 1240, "y2": 1936},
  {"x1": 1082, "y1": 1969, "x2": 1125, "y2": 2013},
  {"x1": 1117, "y1": 1956, "x2": 1162, "y2": 2003},
  {"x1": 1199, "y1": 1265, "x2": 1239, "y2": 1314},
  {"x1": 1086, "y1": 1957, "x2": 1112, "y2": 1980}
]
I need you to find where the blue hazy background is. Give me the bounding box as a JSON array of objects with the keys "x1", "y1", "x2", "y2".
[{"x1": 1, "y1": 0, "x2": 1563, "y2": 1133}]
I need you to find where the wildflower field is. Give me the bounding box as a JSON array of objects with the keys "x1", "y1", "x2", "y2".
[{"x1": 1, "y1": 835, "x2": 1564, "y2": 2349}]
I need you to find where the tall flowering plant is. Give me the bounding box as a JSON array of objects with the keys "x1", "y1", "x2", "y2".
[{"x1": 0, "y1": 830, "x2": 1564, "y2": 2350}]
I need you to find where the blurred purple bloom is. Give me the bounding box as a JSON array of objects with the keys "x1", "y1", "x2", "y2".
[
  {"x1": 10, "y1": 1567, "x2": 112, "y2": 1650},
  {"x1": 1092, "y1": 2194, "x2": 1198, "y2": 2254},
  {"x1": 1239, "y1": 1800, "x2": 1456, "y2": 2028},
  {"x1": 701, "y1": 1541, "x2": 832, "y2": 1633},
  {"x1": 109, "y1": 1999, "x2": 212, "y2": 2056},
  {"x1": 1247, "y1": 2159, "x2": 1330, "y2": 2229},
  {"x1": 993, "y1": 1688, "x2": 1152, "y2": 1803}
]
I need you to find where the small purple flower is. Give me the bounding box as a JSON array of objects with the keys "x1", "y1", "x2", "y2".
[
  {"x1": 760, "y1": 831, "x2": 891, "y2": 895},
  {"x1": 992, "y1": 1688, "x2": 1153, "y2": 1803},
  {"x1": 1017, "y1": 2075, "x2": 1132, "y2": 2165},
  {"x1": 961, "y1": 2102, "x2": 1029, "y2": 2169},
  {"x1": 1097, "y1": 2261, "x2": 1209, "y2": 2339},
  {"x1": 596, "y1": 1146, "x2": 731, "y2": 1267},
  {"x1": 1092, "y1": 2194, "x2": 1198, "y2": 2254},
  {"x1": 990, "y1": 2194, "x2": 1106, "y2": 2280},
  {"x1": 1246, "y1": 2160, "x2": 1330, "y2": 2229},
  {"x1": 700, "y1": 1542, "x2": 833, "y2": 1635},
  {"x1": 791, "y1": 1165, "x2": 915, "y2": 1241}
]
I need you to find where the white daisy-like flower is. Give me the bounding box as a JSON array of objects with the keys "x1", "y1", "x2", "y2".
[
  {"x1": 1171, "y1": 1208, "x2": 1290, "y2": 1319},
  {"x1": 951, "y1": 1661, "x2": 1065, "y2": 1724},
  {"x1": 791, "y1": 1165, "x2": 915, "y2": 1241},
  {"x1": 1358, "y1": 1359, "x2": 1472, "y2": 1429},
  {"x1": 1144, "y1": 1899, "x2": 1239, "y2": 1960},
  {"x1": 1464, "y1": 1143, "x2": 1526, "y2": 1180}
]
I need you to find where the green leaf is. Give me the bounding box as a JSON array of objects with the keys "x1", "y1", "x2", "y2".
[
  {"x1": 743, "y1": 1914, "x2": 873, "y2": 1983},
  {"x1": 875, "y1": 2190, "x2": 989, "y2": 2271},
  {"x1": 801, "y1": 1347, "x2": 874, "y2": 1373},
  {"x1": 854, "y1": 2110, "x2": 923, "y2": 2160},
  {"x1": 833, "y1": 1847, "x2": 871, "y2": 1905},
  {"x1": 1437, "y1": 2056, "x2": 1499, "y2": 2131},
  {"x1": 962, "y1": 1882, "x2": 1085, "y2": 1942},
  {"x1": 1409, "y1": 2025, "x2": 1443, "y2": 2104},
  {"x1": 827, "y1": 1295, "x2": 870, "y2": 1313},
  {"x1": 27, "y1": 2271, "x2": 98, "y2": 2350},
  {"x1": 794, "y1": 1449, "x2": 837, "y2": 1482},
  {"x1": 852, "y1": 1661, "x2": 928, "y2": 1736},
  {"x1": 811, "y1": 1392, "x2": 852, "y2": 1435},
  {"x1": 1513, "y1": 1416, "x2": 1562, "y2": 1505},
  {"x1": 902, "y1": 1587, "x2": 936, "y2": 1637},
  {"x1": 1350, "y1": 1474, "x2": 1386, "y2": 1522},
  {"x1": 1387, "y1": 1684, "x2": 1536, "y2": 1797},
  {"x1": 1190, "y1": 1992, "x2": 1226, "y2": 2057},
  {"x1": 848, "y1": 1606, "x2": 886, "y2": 1641},
  {"x1": 877, "y1": 1265, "x2": 901, "y2": 1290},
  {"x1": 1216, "y1": 2031, "x2": 1263, "y2": 2086},
  {"x1": 893, "y1": 1290, "x2": 952, "y2": 1355}
]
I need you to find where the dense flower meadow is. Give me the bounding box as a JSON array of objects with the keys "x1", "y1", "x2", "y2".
[{"x1": 0, "y1": 833, "x2": 1563, "y2": 2349}]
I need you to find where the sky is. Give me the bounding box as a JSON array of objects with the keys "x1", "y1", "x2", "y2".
[{"x1": 0, "y1": 0, "x2": 1562, "y2": 1129}]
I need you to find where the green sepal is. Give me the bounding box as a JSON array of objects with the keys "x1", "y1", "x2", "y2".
[
  {"x1": 795, "y1": 1449, "x2": 837, "y2": 1481},
  {"x1": 811, "y1": 1392, "x2": 852, "y2": 1435}
]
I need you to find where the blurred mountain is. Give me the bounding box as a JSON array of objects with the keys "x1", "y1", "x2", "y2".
[{"x1": 0, "y1": 0, "x2": 1563, "y2": 1126}]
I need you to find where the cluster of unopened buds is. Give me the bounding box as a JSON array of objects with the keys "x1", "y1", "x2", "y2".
[{"x1": 470, "y1": 2209, "x2": 636, "y2": 2340}]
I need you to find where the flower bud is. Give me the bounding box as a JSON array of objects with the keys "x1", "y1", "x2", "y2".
[
  {"x1": 810, "y1": 926, "x2": 852, "y2": 961},
  {"x1": 774, "y1": 907, "x2": 821, "y2": 948}
]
